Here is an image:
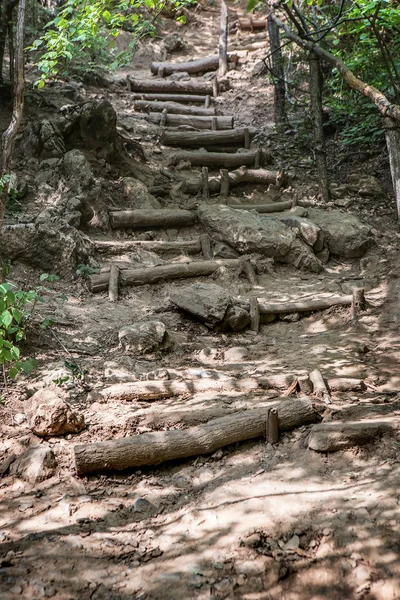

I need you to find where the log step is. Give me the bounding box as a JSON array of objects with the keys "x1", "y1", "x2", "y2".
[
  {"x1": 147, "y1": 113, "x2": 234, "y2": 130},
  {"x1": 128, "y1": 77, "x2": 222, "y2": 96},
  {"x1": 134, "y1": 100, "x2": 217, "y2": 116},
  {"x1": 93, "y1": 239, "x2": 202, "y2": 255},
  {"x1": 183, "y1": 167, "x2": 283, "y2": 195},
  {"x1": 109, "y1": 209, "x2": 196, "y2": 230},
  {"x1": 132, "y1": 93, "x2": 212, "y2": 104},
  {"x1": 308, "y1": 419, "x2": 396, "y2": 452},
  {"x1": 161, "y1": 127, "x2": 257, "y2": 149},
  {"x1": 150, "y1": 54, "x2": 238, "y2": 76},
  {"x1": 170, "y1": 149, "x2": 271, "y2": 168}
]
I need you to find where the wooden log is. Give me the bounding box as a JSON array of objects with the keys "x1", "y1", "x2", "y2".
[
  {"x1": 202, "y1": 166, "x2": 209, "y2": 198},
  {"x1": 200, "y1": 233, "x2": 213, "y2": 259},
  {"x1": 267, "y1": 408, "x2": 279, "y2": 444},
  {"x1": 212, "y1": 77, "x2": 219, "y2": 98},
  {"x1": 229, "y1": 200, "x2": 293, "y2": 212},
  {"x1": 218, "y1": 1, "x2": 229, "y2": 77},
  {"x1": 240, "y1": 257, "x2": 258, "y2": 285},
  {"x1": 157, "y1": 66, "x2": 165, "y2": 78},
  {"x1": 109, "y1": 264, "x2": 119, "y2": 303},
  {"x1": 150, "y1": 54, "x2": 237, "y2": 76},
  {"x1": 220, "y1": 169, "x2": 229, "y2": 197},
  {"x1": 134, "y1": 100, "x2": 217, "y2": 116},
  {"x1": 160, "y1": 108, "x2": 168, "y2": 127},
  {"x1": 132, "y1": 93, "x2": 212, "y2": 104},
  {"x1": 351, "y1": 287, "x2": 365, "y2": 320},
  {"x1": 308, "y1": 419, "x2": 395, "y2": 453},
  {"x1": 128, "y1": 77, "x2": 218, "y2": 95},
  {"x1": 239, "y1": 17, "x2": 267, "y2": 30},
  {"x1": 244, "y1": 127, "x2": 250, "y2": 149},
  {"x1": 212, "y1": 116, "x2": 218, "y2": 130},
  {"x1": 161, "y1": 127, "x2": 257, "y2": 149},
  {"x1": 170, "y1": 149, "x2": 270, "y2": 168},
  {"x1": 227, "y1": 167, "x2": 287, "y2": 187},
  {"x1": 327, "y1": 377, "x2": 367, "y2": 392},
  {"x1": 109, "y1": 209, "x2": 196, "y2": 230},
  {"x1": 232, "y1": 40, "x2": 268, "y2": 51},
  {"x1": 249, "y1": 297, "x2": 260, "y2": 333},
  {"x1": 252, "y1": 294, "x2": 356, "y2": 316},
  {"x1": 147, "y1": 113, "x2": 234, "y2": 130},
  {"x1": 184, "y1": 167, "x2": 284, "y2": 195},
  {"x1": 309, "y1": 368, "x2": 331, "y2": 405},
  {"x1": 94, "y1": 239, "x2": 202, "y2": 255},
  {"x1": 88, "y1": 258, "x2": 242, "y2": 293},
  {"x1": 74, "y1": 399, "x2": 317, "y2": 474}
]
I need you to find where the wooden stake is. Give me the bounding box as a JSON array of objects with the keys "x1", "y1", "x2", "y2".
[
  {"x1": 160, "y1": 108, "x2": 168, "y2": 128},
  {"x1": 202, "y1": 167, "x2": 210, "y2": 199},
  {"x1": 212, "y1": 77, "x2": 219, "y2": 98},
  {"x1": 249, "y1": 297, "x2": 260, "y2": 333},
  {"x1": 309, "y1": 368, "x2": 331, "y2": 405},
  {"x1": 351, "y1": 287, "x2": 365, "y2": 320},
  {"x1": 254, "y1": 148, "x2": 262, "y2": 168},
  {"x1": 109, "y1": 264, "x2": 120, "y2": 302},
  {"x1": 267, "y1": 408, "x2": 279, "y2": 444},
  {"x1": 244, "y1": 127, "x2": 250, "y2": 149},
  {"x1": 212, "y1": 116, "x2": 218, "y2": 131},
  {"x1": 218, "y1": 0, "x2": 229, "y2": 77},
  {"x1": 205, "y1": 95, "x2": 211, "y2": 108},
  {"x1": 200, "y1": 233, "x2": 213, "y2": 259},
  {"x1": 157, "y1": 66, "x2": 165, "y2": 78},
  {"x1": 240, "y1": 257, "x2": 258, "y2": 285},
  {"x1": 220, "y1": 168, "x2": 230, "y2": 197}
]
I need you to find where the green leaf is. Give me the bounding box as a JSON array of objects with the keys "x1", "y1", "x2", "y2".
[
  {"x1": 22, "y1": 359, "x2": 38, "y2": 375},
  {"x1": 1, "y1": 310, "x2": 12, "y2": 328},
  {"x1": 246, "y1": 0, "x2": 258, "y2": 12}
]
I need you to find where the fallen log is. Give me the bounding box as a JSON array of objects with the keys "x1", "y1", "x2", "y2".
[
  {"x1": 109, "y1": 209, "x2": 196, "y2": 230},
  {"x1": 134, "y1": 100, "x2": 217, "y2": 116},
  {"x1": 184, "y1": 167, "x2": 284, "y2": 194},
  {"x1": 327, "y1": 378, "x2": 367, "y2": 392},
  {"x1": 128, "y1": 77, "x2": 227, "y2": 95},
  {"x1": 74, "y1": 398, "x2": 317, "y2": 474},
  {"x1": 229, "y1": 200, "x2": 293, "y2": 212},
  {"x1": 150, "y1": 54, "x2": 237, "y2": 76},
  {"x1": 147, "y1": 113, "x2": 234, "y2": 130},
  {"x1": 132, "y1": 93, "x2": 212, "y2": 104},
  {"x1": 308, "y1": 419, "x2": 395, "y2": 452},
  {"x1": 232, "y1": 40, "x2": 268, "y2": 52},
  {"x1": 309, "y1": 368, "x2": 331, "y2": 405},
  {"x1": 170, "y1": 149, "x2": 271, "y2": 168},
  {"x1": 161, "y1": 127, "x2": 257, "y2": 148},
  {"x1": 239, "y1": 17, "x2": 267, "y2": 30},
  {"x1": 252, "y1": 294, "x2": 357, "y2": 316},
  {"x1": 88, "y1": 258, "x2": 242, "y2": 292},
  {"x1": 94, "y1": 239, "x2": 202, "y2": 255}
]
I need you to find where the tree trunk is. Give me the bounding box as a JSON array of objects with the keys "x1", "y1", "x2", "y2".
[
  {"x1": 309, "y1": 52, "x2": 330, "y2": 202},
  {"x1": 147, "y1": 112, "x2": 234, "y2": 130},
  {"x1": 218, "y1": 1, "x2": 228, "y2": 77},
  {"x1": 134, "y1": 100, "x2": 216, "y2": 116},
  {"x1": 0, "y1": 0, "x2": 25, "y2": 231},
  {"x1": 170, "y1": 149, "x2": 270, "y2": 168},
  {"x1": 74, "y1": 399, "x2": 316, "y2": 475},
  {"x1": 385, "y1": 117, "x2": 400, "y2": 217},
  {"x1": 161, "y1": 127, "x2": 257, "y2": 148},
  {"x1": 267, "y1": 14, "x2": 287, "y2": 126},
  {"x1": 0, "y1": 0, "x2": 19, "y2": 84}
]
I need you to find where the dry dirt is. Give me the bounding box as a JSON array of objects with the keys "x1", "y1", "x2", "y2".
[{"x1": 2, "y1": 3, "x2": 400, "y2": 600}]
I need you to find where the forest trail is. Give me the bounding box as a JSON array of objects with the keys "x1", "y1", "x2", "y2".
[{"x1": 1, "y1": 3, "x2": 400, "y2": 600}]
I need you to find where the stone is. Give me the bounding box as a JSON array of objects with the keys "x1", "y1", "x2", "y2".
[
  {"x1": 10, "y1": 445, "x2": 57, "y2": 483},
  {"x1": 79, "y1": 100, "x2": 117, "y2": 150},
  {"x1": 235, "y1": 558, "x2": 268, "y2": 576},
  {"x1": 347, "y1": 175, "x2": 382, "y2": 198},
  {"x1": 307, "y1": 208, "x2": 372, "y2": 258},
  {"x1": 212, "y1": 242, "x2": 239, "y2": 259},
  {"x1": 223, "y1": 347, "x2": 249, "y2": 362},
  {"x1": 133, "y1": 498, "x2": 154, "y2": 513},
  {"x1": 122, "y1": 178, "x2": 162, "y2": 209},
  {"x1": 118, "y1": 320, "x2": 168, "y2": 354},
  {"x1": 63, "y1": 149, "x2": 94, "y2": 193},
  {"x1": 25, "y1": 389, "x2": 85, "y2": 437},
  {"x1": 279, "y1": 215, "x2": 323, "y2": 250},
  {"x1": 198, "y1": 347, "x2": 220, "y2": 364},
  {"x1": 224, "y1": 305, "x2": 250, "y2": 331},
  {"x1": 315, "y1": 247, "x2": 330, "y2": 264},
  {"x1": 169, "y1": 283, "x2": 232, "y2": 328},
  {"x1": 283, "y1": 237, "x2": 323, "y2": 272},
  {"x1": 283, "y1": 534, "x2": 300, "y2": 550},
  {"x1": 31, "y1": 119, "x2": 66, "y2": 159}
]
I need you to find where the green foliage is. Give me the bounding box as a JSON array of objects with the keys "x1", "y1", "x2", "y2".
[
  {"x1": 76, "y1": 263, "x2": 99, "y2": 277},
  {"x1": 0, "y1": 282, "x2": 41, "y2": 380},
  {"x1": 29, "y1": 0, "x2": 196, "y2": 86}
]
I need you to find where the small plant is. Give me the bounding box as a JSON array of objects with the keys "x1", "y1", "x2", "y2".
[
  {"x1": 40, "y1": 273, "x2": 60, "y2": 283},
  {"x1": 76, "y1": 263, "x2": 98, "y2": 277}
]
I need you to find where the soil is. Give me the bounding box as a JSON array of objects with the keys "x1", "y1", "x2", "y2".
[{"x1": 1, "y1": 3, "x2": 400, "y2": 600}]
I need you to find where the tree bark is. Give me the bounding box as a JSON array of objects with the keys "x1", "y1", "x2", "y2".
[
  {"x1": 132, "y1": 93, "x2": 213, "y2": 104},
  {"x1": 109, "y1": 209, "x2": 196, "y2": 230},
  {"x1": 147, "y1": 112, "x2": 234, "y2": 130},
  {"x1": 309, "y1": 53, "x2": 330, "y2": 202},
  {"x1": 128, "y1": 77, "x2": 228, "y2": 95},
  {"x1": 94, "y1": 239, "x2": 202, "y2": 255},
  {"x1": 74, "y1": 398, "x2": 316, "y2": 475},
  {"x1": 218, "y1": 1, "x2": 228, "y2": 77},
  {"x1": 88, "y1": 258, "x2": 242, "y2": 293},
  {"x1": 161, "y1": 127, "x2": 257, "y2": 149},
  {"x1": 0, "y1": 0, "x2": 18, "y2": 84},
  {"x1": 238, "y1": 17, "x2": 267, "y2": 30},
  {"x1": 108, "y1": 264, "x2": 119, "y2": 303},
  {"x1": 134, "y1": 100, "x2": 216, "y2": 116},
  {"x1": 0, "y1": 0, "x2": 25, "y2": 231},
  {"x1": 385, "y1": 117, "x2": 400, "y2": 216},
  {"x1": 267, "y1": 14, "x2": 287, "y2": 125},
  {"x1": 170, "y1": 149, "x2": 270, "y2": 168},
  {"x1": 309, "y1": 368, "x2": 331, "y2": 404},
  {"x1": 308, "y1": 419, "x2": 395, "y2": 452}
]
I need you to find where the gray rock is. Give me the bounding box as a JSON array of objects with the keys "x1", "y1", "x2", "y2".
[
  {"x1": 11, "y1": 445, "x2": 57, "y2": 483},
  {"x1": 79, "y1": 100, "x2": 117, "y2": 150},
  {"x1": 282, "y1": 237, "x2": 323, "y2": 272},
  {"x1": 25, "y1": 389, "x2": 85, "y2": 437},
  {"x1": 224, "y1": 305, "x2": 250, "y2": 331},
  {"x1": 119, "y1": 320, "x2": 168, "y2": 354},
  {"x1": 223, "y1": 347, "x2": 249, "y2": 362},
  {"x1": 212, "y1": 242, "x2": 239, "y2": 259},
  {"x1": 63, "y1": 149, "x2": 94, "y2": 193},
  {"x1": 307, "y1": 208, "x2": 372, "y2": 258},
  {"x1": 279, "y1": 215, "x2": 324, "y2": 250},
  {"x1": 169, "y1": 282, "x2": 231, "y2": 327},
  {"x1": 31, "y1": 120, "x2": 65, "y2": 159},
  {"x1": 198, "y1": 347, "x2": 220, "y2": 364},
  {"x1": 122, "y1": 177, "x2": 162, "y2": 209}
]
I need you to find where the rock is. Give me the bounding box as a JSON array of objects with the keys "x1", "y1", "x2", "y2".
[
  {"x1": 224, "y1": 305, "x2": 250, "y2": 331},
  {"x1": 122, "y1": 177, "x2": 162, "y2": 209},
  {"x1": 25, "y1": 389, "x2": 85, "y2": 437},
  {"x1": 235, "y1": 558, "x2": 268, "y2": 576},
  {"x1": 118, "y1": 320, "x2": 168, "y2": 354},
  {"x1": 315, "y1": 247, "x2": 330, "y2": 264},
  {"x1": 279, "y1": 312, "x2": 300, "y2": 322},
  {"x1": 133, "y1": 498, "x2": 155, "y2": 513},
  {"x1": 307, "y1": 208, "x2": 372, "y2": 258},
  {"x1": 283, "y1": 534, "x2": 300, "y2": 550},
  {"x1": 79, "y1": 100, "x2": 117, "y2": 151},
  {"x1": 169, "y1": 283, "x2": 232, "y2": 328},
  {"x1": 212, "y1": 242, "x2": 239, "y2": 259},
  {"x1": 282, "y1": 237, "x2": 323, "y2": 272},
  {"x1": 279, "y1": 215, "x2": 324, "y2": 251},
  {"x1": 163, "y1": 33, "x2": 186, "y2": 54},
  {"x1": 30, "y1": 119, "x2": 66, "y2": 159},
  {"x1": 63, "y1": 149, "x2": 94, "y2": 193},
  {"x1": 10, "y1": 445, "x2": 57, "y2": 483},
  {"x1": 198, "y1": 347, "x2": 220, "y2": 364},
  {"x1": 242, "y1": 533, "x2": 262, "y2": 548},
  {"x1": 13, "y1": 413, "x2": 27, "y2": 425},
  {"x1": 104, "y1": 357, "x2": 137, "y2": 382},
  {"x1": 347, "y1": 175, "x2": 382, "y2": 198},
  {"x1": 223, "y1": 347, "x2": 249, "y2": 362}
]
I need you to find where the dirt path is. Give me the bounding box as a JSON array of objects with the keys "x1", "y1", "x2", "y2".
[{"x1": 1, "y1": 3, "x2": 400, "y2": 600}]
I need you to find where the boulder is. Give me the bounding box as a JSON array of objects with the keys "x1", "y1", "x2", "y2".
[
  {"x1": 278, "y1": 215, "x2": 324, "y2": 251},
  {"x1": 169, "y1": 283, "x2": 231, "y2": 327},
  {"x1": 122, "y1": 177, "x2": 162, "y2": 209},
  {"x1": 63, "y1": 149, "x2": 94, "y2": 193},
  {"x1": 79, "y1": 100, "x2": 117, "y2": 150},
  {"x1": 10, "y1": 445, "x2": 57, "y2": 483},
  {"x1": 224, "y1": 305, "x2": 250, "y2": 331},
  {"x1": 30, "y1": 119, "x2": 66, "y2": 159},
  {"x1": 25, "y1": 389, "x2": 85, "y2": 437},
  {"x1": 119, "y1": 321, "x2": 168, "y2": 354},
  {"x1": 307, "y1": 208, "x2": 372, "y2": 258}
]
